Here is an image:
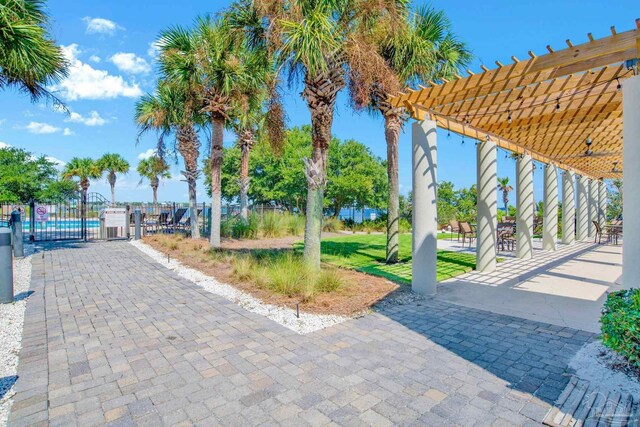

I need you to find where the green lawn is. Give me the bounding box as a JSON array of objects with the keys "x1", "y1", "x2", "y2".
[{"x1": 317, "y1": 233, "x2": 477, "y2": 284}]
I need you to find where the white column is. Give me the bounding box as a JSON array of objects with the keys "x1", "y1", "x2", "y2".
[
  {"x1": 516, "y1": 154, "x2": 534, "y2": 259},
  {"x1": 588, "y1": 179, "x2": 598, "y2": 238},
  {"x1": 543, "y1": 164, "x2": 558, "y2": 251},
  {"x1": 598, "y1": 180, "x2": 607, "y2": 226},
  {"x1": 476, "y1": 138, "x2": 497, "y2": 272},
  {"x1": 623, "y1": 74, "x2": 640, "y2": 286},
  {"x1": 562, "y1": 170, "x2": 576, "y2": 245},
  {"x1": 576, "y1": 175, "x2": 589, "y2": 241},
  {"x1": 412, "y1": 119, "x2": 438, "y2": 296}
]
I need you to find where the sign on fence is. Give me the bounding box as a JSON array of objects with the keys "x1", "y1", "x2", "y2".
[
  {"x1": 35, "y1": 204, "x2": 49, "y2": 222},
  {"x1": 103, "y1": 208, "x2": 127, "y2": 228}
]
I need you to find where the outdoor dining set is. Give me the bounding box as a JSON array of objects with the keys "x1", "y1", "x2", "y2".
[{"x1": 448, "y1": 217, "x2": 622, "y2": 251}]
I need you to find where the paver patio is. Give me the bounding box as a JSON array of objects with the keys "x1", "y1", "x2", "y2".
[{"x1": 8, "y1": 241, "x2": 594, "y2": 426}]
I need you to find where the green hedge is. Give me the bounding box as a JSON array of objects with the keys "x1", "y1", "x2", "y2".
[{"x1": 601, "y1": 289, "x2": 640, "y2": 367}]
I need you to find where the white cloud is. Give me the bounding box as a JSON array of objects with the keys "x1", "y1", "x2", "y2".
[
  {"x1": 83, "y1": 17, "x2": 121, "y2": 36},
  {"x1": 0, "y1": 141, "x2": 11, "y2": 149},
  {"x1": 25, "y1": 122, "x2": 60, "y2": 134},
  {"x1": 63, "y1": 128, "x2": 74, "y2": 136},
  {"x1": 147, "y1": 41, "x2": 160, "y2": 58},
  {"x1": 89, "y1": 55, "x2": 101, "y2": 63},
  {"x1": 46, "y1": 156, "x2": 66, "y2": 169},
  {"x1": 51, "y1": 44, "x2": 142, "y2": 101},
  {"x1": 66, "y1": 110, "x2": 107, "y2": 126},
  {"x1": 137, "y1": 149, "x2": 156, "y2": 160},
  {"x1": 110, "y1": 52, "x2": 151, "y2": 74}
]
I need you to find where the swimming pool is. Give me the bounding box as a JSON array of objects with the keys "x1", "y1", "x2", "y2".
[{"x1": 21, "y1": 219, "x2": 101, "y2": 230}]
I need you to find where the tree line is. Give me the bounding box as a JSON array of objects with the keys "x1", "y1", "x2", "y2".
[{"x1": 210, "y1": 125, "x2": 387, "y2": 216}]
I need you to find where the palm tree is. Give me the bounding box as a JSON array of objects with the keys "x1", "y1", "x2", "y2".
[
  {"x1": 348, "y1": 5, "x2": 471, "y2": 263},
  {"x1": 137, "y1": 156, "x2": 171, "y2": 210},
  {"x1": 135, "y1": 80, "x2": 202, "y2": 238},
  {"x1": 497, "y1": 177, "x2": 513, "y2": 215},
  {"x1": 159, "y1": 15, "x2": 277, "y2": 247},
  {"x1": 0, "y1": 0, "x2": 68, "y2": 106},
  {"x1": 97, "y1": 153, "x2": 130, "y2": 206},
  {"x1": 62, "y1": 157, "x2": 101, "y2": 238},
  {"x1": 248, "y1": 0, "x2": 407, "y2": 269}
]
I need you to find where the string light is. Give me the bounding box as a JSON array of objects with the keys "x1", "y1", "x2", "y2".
[
  {"x1": 507, "y1": 110, "x2": 512, "y2": 124},
  {"x1": 448, "y1": 70, "x2": 632, "y2": 123},
  {"x1": 616, "y1": 78, "x2": 622, "y2": 90}
]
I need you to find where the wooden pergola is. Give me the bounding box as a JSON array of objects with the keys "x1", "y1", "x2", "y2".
[
  {"x1": 390, "y1": 20, "x2": 640, "y2": 179},
  {"x1": 396, "y1": 20, "x2": 640, "y2": 297}
]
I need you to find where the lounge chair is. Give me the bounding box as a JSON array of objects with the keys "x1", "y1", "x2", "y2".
[
  {"x1": 163, "y1": 208, "x2": 188, "y2": 232},
  {"x1": 177, "y1": 209, "x2": 202, "y2": 233}
]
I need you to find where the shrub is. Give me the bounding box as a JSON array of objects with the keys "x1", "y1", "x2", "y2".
[
  {"x1": 601, "y1": 289, "x2": 640, "y2": 367},
  {"x1": 399, "y1": 218, "x2": 412, "y2": 233},
  {"x1": 221, "y1": 214, "x2": 259, "y2": 239},
  {"x1": 322, "y1": 217, "x2": 343, "y2": 232},
  {"x1": 261, "y1": 211, "x2": 286, "y2": 238}
]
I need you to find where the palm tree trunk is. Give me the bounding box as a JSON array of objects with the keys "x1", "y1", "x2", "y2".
[
  {"x1": 239, "y1": 132, "x2": 252, "y2": 221},
  {"x1": 384, "y1": 114, "x2": 402, "y2": 264},
  {"x1": 109, "y1": 172, "x2": 116, "y2": 206},
  {"x1": 177, "y1": 125, "x2": 200, "y2": 239},
  {"x1": 151, "y1": 178, "x2": 159, "y2": 212},
  {"x1": 210, "y1": 116, "x2": 224, "y2": 248},
  {"x1": 302, "y1": 68, "x2": 343, "y2": 270}
]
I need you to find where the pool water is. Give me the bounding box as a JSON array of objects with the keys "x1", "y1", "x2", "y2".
[{"x1": 21, "y1": 219, "x2": 101, "y2": 230}]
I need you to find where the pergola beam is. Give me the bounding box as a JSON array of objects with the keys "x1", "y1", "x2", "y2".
[{"x1": 389, "y1": 21, "x2": 639, "y2": 178}]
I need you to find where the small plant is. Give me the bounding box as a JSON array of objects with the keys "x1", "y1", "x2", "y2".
[
  {"x1": 228, "y1": 250, "x2": 345, "y2": 302},
  {"x1": 285, "y1": 213, "x2": 305, "y2": 236},
  {"x1": 601, "y1": 289, "x2": 640, "y2": 367},
  {"x1": 168, "y1": 242, "x2": 178, "y2": 251}
]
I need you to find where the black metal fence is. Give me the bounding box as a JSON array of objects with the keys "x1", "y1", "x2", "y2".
[{"x1": 0, "y1": 195, "x2": 285, "y2": 242}]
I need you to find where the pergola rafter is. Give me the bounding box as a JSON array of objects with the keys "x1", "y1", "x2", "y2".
[{"x1": 391, "y1": 20, "x2": 640, "y2": 178}]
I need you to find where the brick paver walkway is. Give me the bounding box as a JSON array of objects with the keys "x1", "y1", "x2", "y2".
[{"x1": 9, "y1": 242, "x2": 594, "y2": 426}]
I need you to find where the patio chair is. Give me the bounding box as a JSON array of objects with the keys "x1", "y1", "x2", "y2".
[
  {"x1": 459, "y1": 222, "x2": 476, "y2": 247},
  {"x1": 497, "y1": 223, "x2": 516, "y2": 251},
  {"x1": 449, "y1": 219, "x2": 460, "y2": 241},
  {"x1": 144, "y1": 212, "x2": 167, "y2": 234},
  {"x1": 593, "y1": 221, "x2": 604, "y2": 244}
]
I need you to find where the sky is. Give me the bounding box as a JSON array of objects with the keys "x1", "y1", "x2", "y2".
[{"x1": 0, "y1": 0, "x2": 638, "y2": 203}]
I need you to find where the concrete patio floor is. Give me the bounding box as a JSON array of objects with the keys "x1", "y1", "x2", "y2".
[
  {"x1": 436, "y1": 241, "x2": 624, "y2": 333},
  {"x1": 8, "y1": 241, "x2": 596, "y2": 426}
]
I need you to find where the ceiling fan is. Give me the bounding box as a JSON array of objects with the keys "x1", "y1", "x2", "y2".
[
  {"x1": 557, "y1": 138, "x2": 618, "y2": 159},
  {"x1": 612, "y1": 161, "x2": 621, "y2": 173}
]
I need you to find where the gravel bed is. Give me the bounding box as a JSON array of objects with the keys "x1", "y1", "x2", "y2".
[
  {"x1": 569, "y1": 341, "x2": 640, "y2": 396},
  {"x1": 373, "y1": 286, "x2": 425, "y2": 311},
  {"x1": 130, "y1": 240, "x2": 351, "y2": 334},
  {"x1": 0, "y1": 245, "x2": 35, "y2": 427}
]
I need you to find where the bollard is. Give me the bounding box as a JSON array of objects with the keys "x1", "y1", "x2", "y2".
[
  {"x1": 0, "y1": 228, "x2": 13, "y2": 304},
  {"x1": 134, "y1": 208, "x2": 141, "y2": 240},
  {"x1": 11, "y1": 211, "x2": 24, "y2": 258}
]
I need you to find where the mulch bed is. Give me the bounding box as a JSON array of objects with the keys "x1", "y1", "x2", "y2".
[{"x1": 143, "y1": 234, "x2": 399, "y2": 316}]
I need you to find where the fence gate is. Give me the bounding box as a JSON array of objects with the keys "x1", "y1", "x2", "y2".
[{"x1": 28, "y1": 192, "x2": 130, "y2": 242}]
